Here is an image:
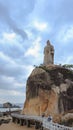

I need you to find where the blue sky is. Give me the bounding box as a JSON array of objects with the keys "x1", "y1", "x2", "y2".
[{"x1": 0, "y1": 0, "x2": 73, "y2": 104}]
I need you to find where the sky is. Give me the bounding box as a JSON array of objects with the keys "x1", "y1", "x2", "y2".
[{"x1": 0, "y1": 0, "x2": 73, "y2": 104}]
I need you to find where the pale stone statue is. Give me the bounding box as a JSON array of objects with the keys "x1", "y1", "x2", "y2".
[{"x1": 43, "y1": 40, "x2": 54, "y2": 65}]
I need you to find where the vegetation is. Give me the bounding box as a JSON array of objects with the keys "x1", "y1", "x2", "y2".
[
  {"x1": 33, "y1": 64, "x2": 73, "y2": 75},
  {"x1": 60, "y1": 119, "x2": 73, "y2": 127},
  {"x1": 62, "y1": 64, "x2": 73, "y2": 69},
  {"x1": 62, "y1": 64, "x2": 73, "y2": 74}
]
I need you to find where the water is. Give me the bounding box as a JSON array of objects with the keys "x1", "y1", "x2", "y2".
[
  {"x1": 0, "y1": 103, "x2": 23, "y2": 112},
  {"x1": 0, "y1": 107, "x2": 22, "y2": 112}
]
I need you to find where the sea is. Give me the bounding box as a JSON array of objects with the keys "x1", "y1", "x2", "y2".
[{"x1": 0, "y1": 103, "x2": 23, "y2": 112}]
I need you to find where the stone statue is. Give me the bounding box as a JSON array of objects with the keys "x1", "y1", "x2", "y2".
[{"x1": 43, "y1": 40, "x2": 54, "y2": 65}]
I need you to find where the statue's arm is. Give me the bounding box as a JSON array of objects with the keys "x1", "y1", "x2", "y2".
[{"x1": 51, "y1": 46, "x2": 54, "y2": 54}]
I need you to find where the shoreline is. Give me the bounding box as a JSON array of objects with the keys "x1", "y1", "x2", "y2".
[
  {"x1": 0, "y1": 109, "x2": 21, "y2": 115},
  {"x1": 0, "y1": 122, "x2": 34, "y2": 130},
  {"x1": 0, "y1": 110, "x2": 21, "y2": 126}
]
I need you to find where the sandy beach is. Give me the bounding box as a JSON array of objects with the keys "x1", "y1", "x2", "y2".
[{"x1": 0, "y1": 123, "x2": 34, "y2": 130}]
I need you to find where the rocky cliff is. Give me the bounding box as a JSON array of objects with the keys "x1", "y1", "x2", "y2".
[{"x1": 22, "y1": 65, "x2": 73, "y2": 124}]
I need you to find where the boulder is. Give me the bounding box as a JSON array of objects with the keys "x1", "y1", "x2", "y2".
[{"x1": 22, "y1": 65, "x2": 73, "y2": 123}]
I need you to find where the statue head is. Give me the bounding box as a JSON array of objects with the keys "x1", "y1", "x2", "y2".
[{"x1": 47, "y1": 40, "x2": 50, "y2": 46}]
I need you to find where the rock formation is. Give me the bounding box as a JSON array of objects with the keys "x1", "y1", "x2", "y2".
[
  {"x1": 22, "y1": 40, "x2": 73, "y2": 125},
  {"x1": 22, "y1": 65, "x2": 73, "y2": 118},
  {"x1": 3, "y1": 102, "x2": 12, "y2": 108}
]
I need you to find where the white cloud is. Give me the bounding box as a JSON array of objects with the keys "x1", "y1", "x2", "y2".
[
  {"x1": 25, "y1": 30, "x2": 33, "y2": 39},
  {"x1": 0, "y1": 32, "x2": 21, "y2": 46},
  {"x1": 10, "y1": 90, "x2": 25, "y2": 96},
  {"x1": 0, "y1": 89, "x2": 25, "y2": 96},
  {"x1": 33, "y1": 21, "x2": 48, "y2": 31},
  {"x1": 24, "y1": 37, "x2": 41, "y2": 58},
  {"x1": 57, "y1": 25, "x2": 73, "y2": 43},
  {"x1": 0, "y1": 51, "x2": 34, "y2": 80},
  {"x1": 0, "y1": 51, "x2": 17, "y2": 66},
  {"x1": 0, "y1": 75, "x2": 25, "y2": 89},
  {"x1": 3, "y1": 32, "x2": 16, "y2": 41},
  {"x1": 14, "y1": 82, "x2": 25, "y2": 88},
  {"x1": 0, "y1": 98, "x2": 7, "y2": 104}
]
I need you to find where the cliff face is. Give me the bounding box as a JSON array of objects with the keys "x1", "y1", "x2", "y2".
[{"x1": 22, "y1": 65, "x2": 73, "y2": 120}]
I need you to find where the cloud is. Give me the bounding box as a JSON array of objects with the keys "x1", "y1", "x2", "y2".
[
  {"x1": 3, "y1": 32, "x2": 16, "y2": 41},
  {"x1": 0, "y1": 2, "x2": 27, "y2": 40},
  {"x1": 0, "y1": 50, "x2": 34, "y2": 89},
  {"x1": 0, "y1": 75, "x2": 25, "y2": 90},
  {"x1": 25, "y1": 30, "x2": 33, "y2": 39},
  {"x1": 57, "y1": 25, "x2": 73, "y2": 44},
  {"x1": 33, "y1": 21, "x2": 48, "y2": 31},
  {"x1": 0, "y1": 33, "x2": 25, "y2": 59},
  {"x1": 24, "y1": 37, "x2": 42, "y2": 57},
  {"x1": 0, "y1": 0, "x2": 73, "y2": 103},
  {"x1": 0, "y1": 51, "x2": 32, "y2": 83},
  {"x1": 0, "y1": 89, "x2": 25, "y2": 103},
  {"x1": 0, "y1": 89, "x2": 25, "y2": 96},
  {"x1": 0, "y1": 51, "x2": 14, "y2": 64}
]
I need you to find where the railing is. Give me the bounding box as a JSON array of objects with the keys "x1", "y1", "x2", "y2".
[
  {"x1": 11, "y1": 113, "x2": 43, "y2": 122},
  {"x1": 43, "y1": 119, "x2": 73, "y2": 130},
  {"x1": 11, "y1": 113, "x2": 73, "y2": 130}
]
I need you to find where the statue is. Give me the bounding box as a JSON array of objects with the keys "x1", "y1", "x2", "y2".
[{"x1": 43, "y1": 40, "x2": 54, "y2": 65}]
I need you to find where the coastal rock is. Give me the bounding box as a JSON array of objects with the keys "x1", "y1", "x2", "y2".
[
  {"x1": 22, "y1": 65, "x2": 73, "y2": 119},
  {"x1": 3, "y1": 102, "x2": 20, "y2": 108},
  {"x1": 3, "y1": 102, "x2": 12, "y2": 108}
]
